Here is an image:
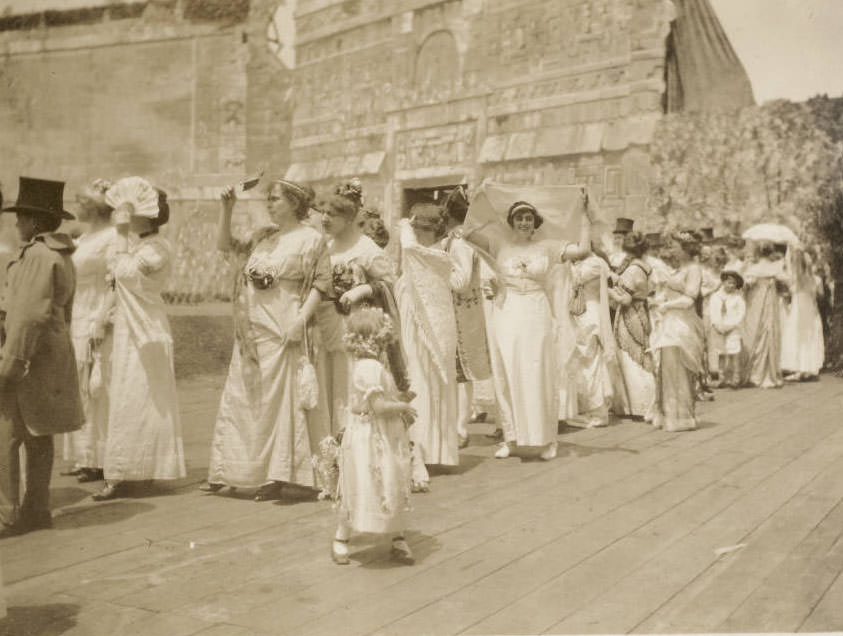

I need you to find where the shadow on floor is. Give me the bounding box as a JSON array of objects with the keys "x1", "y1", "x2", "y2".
[
  {"x1": 353, "y1": 530, "x2": 442, "y2": 569},
  {"x1": 49, "y1": 487, "x2": 95, "y2": 510},
  {"x1": 429, "y1": 453, "x2": 485, "y2": 478},
  {"x1": 0, "y1": 603, "x2": 79, "y2": 636},
  {"x1": 554, "y1": 441, "x2": 640, "y2": 459},
  {"x1": 54, "y1": 500, "x2": 155, "y2": 530}
]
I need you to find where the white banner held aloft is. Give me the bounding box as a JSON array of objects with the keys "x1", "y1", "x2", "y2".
[{"x1": 464, "y1": 182, "x2": 607, "y2": 245}]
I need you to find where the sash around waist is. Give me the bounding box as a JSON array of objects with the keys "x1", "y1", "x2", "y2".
[{"x1": 502, "y1": 276, "x2": 545, "y2": 294}]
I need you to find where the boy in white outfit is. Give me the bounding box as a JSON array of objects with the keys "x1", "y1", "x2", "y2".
[{"x1": 709, "y1": 270, "x2": 746, "y2": 388}]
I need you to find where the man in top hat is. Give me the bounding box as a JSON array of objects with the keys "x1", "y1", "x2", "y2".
[
  {"x1": 0, "y1": 177, "x2": 83, "y2": 537},
  {"x1": 610, "y1": 217, "x2": 635, "y2": 271},
  {"x1": 699, "y1": 227, "x2": 716, "y2": 244}
]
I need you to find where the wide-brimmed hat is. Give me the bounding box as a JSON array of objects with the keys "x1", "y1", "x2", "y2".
[
  {"x1": 720, "y1": 269, "x2": 744, "y2": 289},
  {"x1": 613, "y1": 217, "x2": 634, "y2": 234},
  {"x1": 2, "y1": 176, "x2": 74, "y2": 220}
]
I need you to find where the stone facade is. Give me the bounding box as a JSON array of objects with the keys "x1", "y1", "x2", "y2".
[
  {"x1": 285, "y1": 0, "x2": 680, "y2": 224},
  {"x1": 0, "y1": 0, "x2": 290, "y2": 239}
]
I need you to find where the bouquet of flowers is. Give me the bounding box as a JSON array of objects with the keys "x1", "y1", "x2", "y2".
[{"x1": 331, "y1": 262, "x2": 366, "y2": 314}]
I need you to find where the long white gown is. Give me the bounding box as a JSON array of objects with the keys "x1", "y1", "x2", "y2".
[
  {"x1": 780, "y1": 257, "x2": 825, "y2": 376},
  {"x1": 208, "y1": 225, "x2": 331, "y2": 488},
  {"x1": 394, "y1": 221, "x2": 459, "y2": 472},
  {"x1": 570, "y1": 255, "x2": 615, "y2": 427},
  {"x1": 104, "y1": 234, "x2": 186, "y2": 482},
  {"x1": 490, "y1": 239, "x2": 563, "y2": 447},
  {"x1": 64, "y1": 226, "x2": 116, "y2": 470}
]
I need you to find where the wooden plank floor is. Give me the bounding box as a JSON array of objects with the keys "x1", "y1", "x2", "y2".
[{"x1": 2, "y1": 374, "x2": 843, "y2": 636}]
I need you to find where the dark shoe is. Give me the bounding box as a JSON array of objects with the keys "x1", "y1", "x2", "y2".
[
  {"x1": 486, "y1": 428, "x2": 504, "y2": 441},
  {"x1": 199, "y1": 481, "x2": 225, "y2": 493},
  {"x1": 471, "y1": 411, "x2": 488, "y2": 423},
  {"x1": 77, "y1": 468, "x2": 104, "y2": 483},
  {"x1": 92, "y1": 483, "x2": 122, "y2": 501},
  {"x1": 254, "y1": 482, "x2": 283, "y2": 502},
  {"x1": 60, "y1": 467, "x2": 83, "y2": 477}
]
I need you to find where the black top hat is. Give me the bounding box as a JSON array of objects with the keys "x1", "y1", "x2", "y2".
[
  {"x1": 720, "y1": 269, "x2": 744, "y2": 289},
  {"x1": 699, "y1": 227, "x2": 715, "y2": 243},
  {"x1": 2, "y1": 176, "x2": 74, "y2": 220},
  {"x1": 645, "y1": 232, "x2": 663, "y2": 248},
  {"x1": 613, "y1": 217, "x2": 634, "y2": 234}
]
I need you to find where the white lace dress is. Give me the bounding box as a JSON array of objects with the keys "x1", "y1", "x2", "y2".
[{"x1": 337, "y1": 358, "x2": 412, "y2": 534}]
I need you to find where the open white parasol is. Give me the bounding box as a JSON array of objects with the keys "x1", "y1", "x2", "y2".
[{"x1": 742, "y1": 223, "x2": 801, "y2": 246}]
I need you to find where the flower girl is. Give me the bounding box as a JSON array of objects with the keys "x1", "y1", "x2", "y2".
[{"x1": 332, "y1": 307, "x2": 417, "y2": 565}]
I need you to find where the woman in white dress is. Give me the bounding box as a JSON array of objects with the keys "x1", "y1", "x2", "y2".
[
  {"x1": 465, "y1": 197, "x2": 591, "y2": 460},
  {"x1": 63, "y1": 180, "x2": 116, "y2": 483},
  {"x1": 608, "y1": 232, "x2": 655, "y2": 420},
  {"x1": 781, "y1": 248, "x2": 825, "y2": 380},
  {"x1": 650, "y1": 232, "x2": 705, "y2": 432},
  {"x1": 204, "y1": 180, "x2": 331, "y2": 501},
  {"x1": 93, "y1": 187, "x2": 186, "y2": 500},
  {"x1": 569, "y1": 252, "x2": 615, "y2": 428},
  {"x1": 394, "y1": 203, "x2": 460, "y2": 492},
  {"x1": 315, "y1": 193, "x2": 407, "y2": 437}
]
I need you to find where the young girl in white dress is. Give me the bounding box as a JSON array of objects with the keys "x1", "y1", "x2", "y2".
[{"x1": 332, "y1": 307, "x2": 417, "y2": 566}]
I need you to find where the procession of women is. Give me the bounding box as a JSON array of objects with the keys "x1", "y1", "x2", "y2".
[{"x1": 0, "y1": 173, "x2": 831, "y2": 566}]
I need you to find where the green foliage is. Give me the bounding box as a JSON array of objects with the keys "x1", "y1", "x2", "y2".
[{"x1": 649, "y1": 96, "x2": 843, "y2": 265}]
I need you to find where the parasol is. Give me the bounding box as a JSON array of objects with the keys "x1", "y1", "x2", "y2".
[{"x1": 742, "y1": 223, "x2": 800, "y2": 246}]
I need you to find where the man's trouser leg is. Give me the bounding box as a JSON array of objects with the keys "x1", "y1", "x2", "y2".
[
  {"x1": 0, "y1": 387, "x2": 24, "y2": 526},
  {"x1": 21, "y1": 427, "x2": 54, "y2": 523}
]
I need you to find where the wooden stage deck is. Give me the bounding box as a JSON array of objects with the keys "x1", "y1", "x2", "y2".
[{"x1": 2, "y1": 374, "x2": 843, "y2": 635}]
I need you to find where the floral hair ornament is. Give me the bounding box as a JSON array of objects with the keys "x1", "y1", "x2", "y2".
[
  {"x1": 342, "y1": 306, "x2": 395, "y2": 359},
  {"x1": 674, "y1": 230, "x2": 699, "y2": 244},
  {"x1": 335, "y1": 177, "x2": 364, "y2": 207}
]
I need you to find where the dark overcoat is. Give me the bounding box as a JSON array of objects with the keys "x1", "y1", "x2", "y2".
[{"x1": 0, "y1": 232, "x2": 84, "y2": 435}]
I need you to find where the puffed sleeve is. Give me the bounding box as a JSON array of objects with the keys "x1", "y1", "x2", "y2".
[
  {"x1": 113, "y1": 238, "x2": 169, "y2": 278},
  {"x1": 361, "y1": 241, "x2": 397, "y2": 286},
  {"x1": 0, "y1": 248, "x2": 56, "y2": 378},
  {"x1": 353, "y1": 358, "x2": 387, "y2": 405}
]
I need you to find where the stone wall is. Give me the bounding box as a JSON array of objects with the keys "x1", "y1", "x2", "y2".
[{"x1": 287, "y1": 0, "x2": 677, "y2": 229}]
